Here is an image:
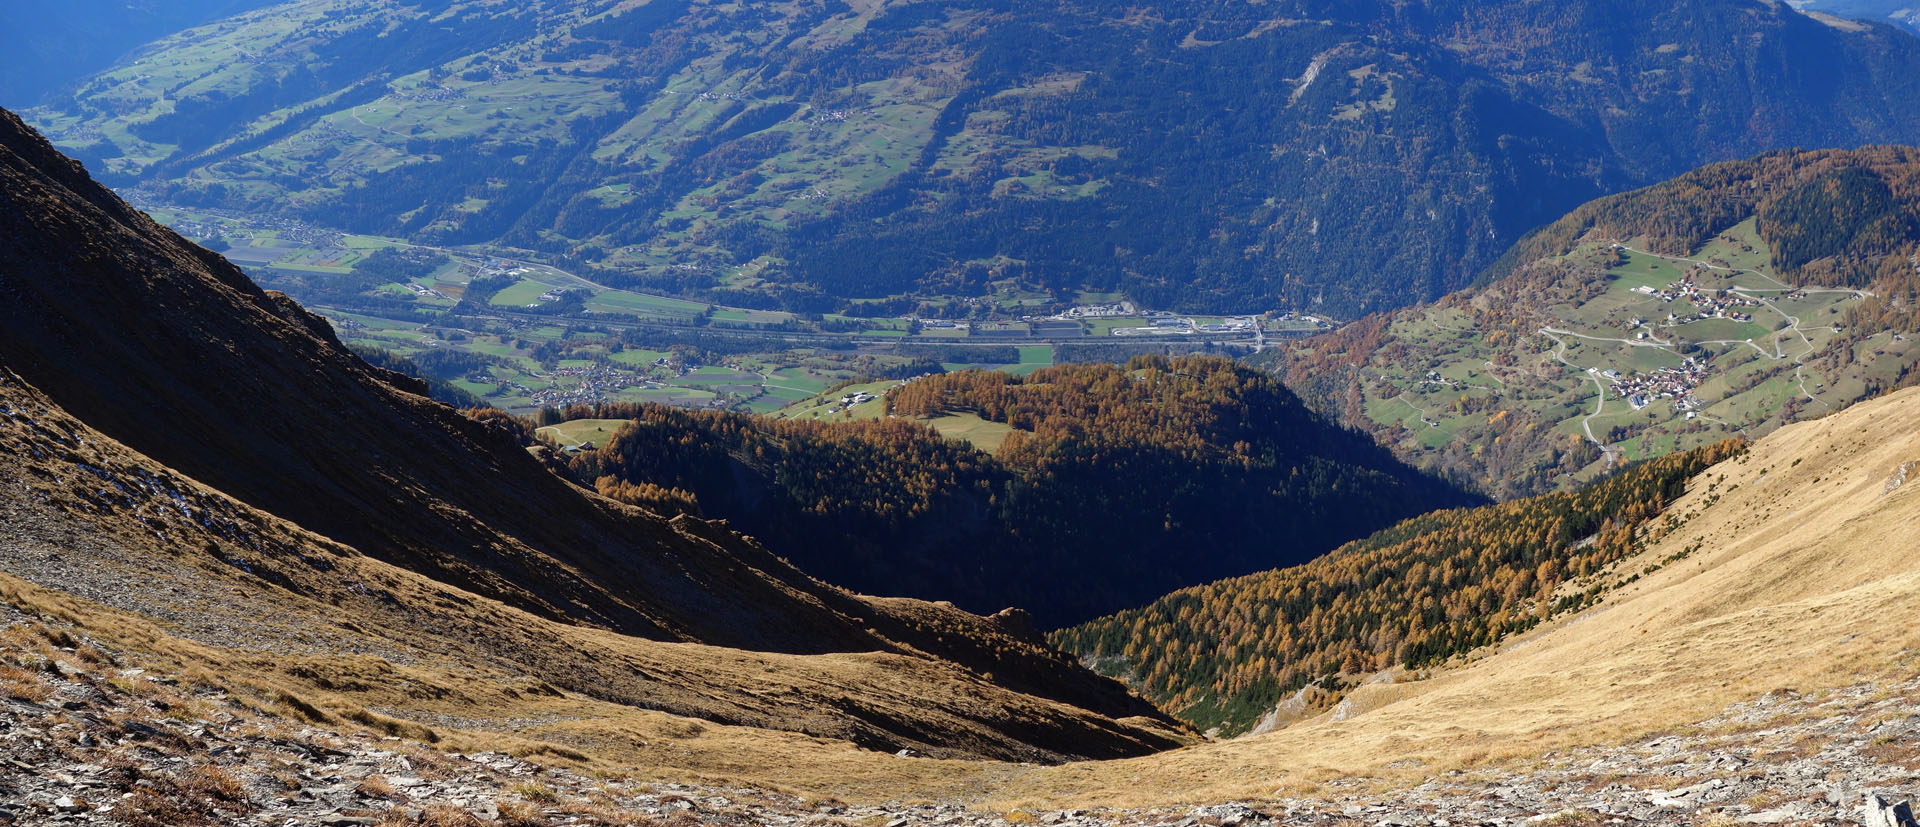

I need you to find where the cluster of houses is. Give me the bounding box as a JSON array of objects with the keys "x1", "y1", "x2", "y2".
[
  {"x1": 1630, "y1": 273, "x2": 1761, "y2": 324},
  {"x1": 525, "y1": 364, "x2": 645, "y2": 409},
  {"x1": 394, "y1": 85, "x2": 467, "y2": 103},
  {"x1": 480, "y1": 261, "x2": 534, "y2": 279},
  {"x1": 1056, "y1": 301, "x2": 1139, "y2": 318},
  {"x1": 1604, "y1": 355, "x2": 1711, "y2": 416},
  {"x1": 405, "y1": 282, "x2": 448, "y2": 299},
  {"x1": 811, "y1": 390, "x2": 880, "y2": 416},
  {"x1": 807, "y1": 108, "x2": 851, "y2": 125},
  {"x1": 1272, "y1": 311, "x2": 1334, "y2": 328},
  {"x1": 157, "y1": 208, "x2": 342, "y2": 252}
]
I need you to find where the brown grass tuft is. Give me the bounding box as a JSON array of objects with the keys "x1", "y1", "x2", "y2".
[
  {"x1": 0, "y1": 664, "x2": 52, "y2": 703},
  {"x1": 419, "y1": 803, "x2": 486, "y2": 827},
  {"x1": 181, "y1": 764, "x2": 247, "y2": 802},
  {"x1": 358, "y1": 775, "x2": 400, "y2": 800},
  {"x1": 511, "y1": 781, "x2": 559, "y2": 803},
  {"x1": 498, "y1": 799, "x2": 556, "y2": 827}
]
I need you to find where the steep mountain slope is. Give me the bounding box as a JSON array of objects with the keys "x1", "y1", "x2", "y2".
[
  {"x1": 556, "y1": 357, "x2": 1480, "y2": 629},
  {"x1": 28, "y1": 0, "x2": 1920, "y2": 316},
  {"x1": 1053, "y1": 439, "x2": 1741, "y2": 735},
  {"x1": 0, "y1": 105, "x2": 1186, "y2": 761},
  {"x1": 10, "y1": 336, "x2": 1920, "y2": 817},
  {"x1": 1275, "y1": 146, "x2": 1920, "y2": 499},
  {"x1": 0, "y1": 364, "x2": 1188, "y2": 767},
  {"x1": 1013, "y1": 381, "x2": 1920, "y2": 808}
]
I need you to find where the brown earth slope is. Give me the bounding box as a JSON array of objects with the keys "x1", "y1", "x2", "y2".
[{"x1": 0, "y1": 106, "x2": 1186, "y2": 763}]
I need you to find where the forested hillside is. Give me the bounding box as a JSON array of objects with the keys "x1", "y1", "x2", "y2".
[
  {"x1": 561, "y1": 356, "x2": 1480, "y2": 628},
  {"x1": 1276, "y1": 147, "x2": 1920, "y2": 499},
  {"x1": 29, "y1": 0, "x2": 1920, "y2": 316},
  {"x1": 1052, "y1": 439, "x2": 1745, "y2": 736}
]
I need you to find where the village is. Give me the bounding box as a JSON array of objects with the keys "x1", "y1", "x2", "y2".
[
  {"x1": 1600, "y1": 354, "x2": 1712, "y2": 415},
  {"x1": 1628, "y1": 270, "x2": 1762, "y2": 327},
  {"x1": 474, "y1": 359, "x2": 742, "y2": 412},
  {"x1": 1024, "y1": 301, "x2": 1320, "y2": 337}
]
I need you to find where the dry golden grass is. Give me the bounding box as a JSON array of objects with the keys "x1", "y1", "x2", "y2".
[
  {"x1": 510, "y1": 781, "x2": 559, "y2": 803},
  {"x1": 181, "y1": 764, "x2": 247, "y2": 802},
  {"x1": 0, "y1": 664, "x2": 52, "y2": 703},
  {"x1": 10, "y1": 379, "x2": 1920, "y2": 810},
  {"x1": 358, "y1": 776, "x2": 400, "y2": 800},
  {"x1": 949, "y1": 384, "x2": 1920, "y2": 808}
]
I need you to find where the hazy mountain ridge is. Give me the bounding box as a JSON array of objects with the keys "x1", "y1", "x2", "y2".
[{"x1": 29, "y1": 0, "x2": 1920, "y2": 316}]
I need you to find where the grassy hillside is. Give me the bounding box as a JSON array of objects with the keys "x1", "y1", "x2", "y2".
[
  {"x1": 1052, "y1": 439, "x2": 1743, "y2": 736},
  {"x1": 27, "y1": 0, "x2": 1920, "y2": 316},
  {"x1": 1275, "y1": 146, "x2": 1920, "y2": 499},
  {"x1": 559, "y1": 356, "x2": 1482, "y2": 629},
  {"x1": 995, "y1": 380, "x2": 1920, "y2": 809}
]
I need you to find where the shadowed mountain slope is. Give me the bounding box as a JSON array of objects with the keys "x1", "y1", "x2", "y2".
[{"x1": 0, "y1": 106, "x2": 1184, "y2": 762}]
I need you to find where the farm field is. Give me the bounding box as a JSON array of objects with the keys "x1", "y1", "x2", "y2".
[
  {"x1": 774, "y1": 381, "x2": 902, "y2": 421},
  {"x1": 926, "y1": 412, "x2": 1019, "y2": 453},
  {"x1": 535, "y1": 419, "x2": 630, "y2": 448}
]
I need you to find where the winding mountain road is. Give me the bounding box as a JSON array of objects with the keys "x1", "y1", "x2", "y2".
[{"x1": 1540, "y1": 329, "x2": 1620, "y2": 469}]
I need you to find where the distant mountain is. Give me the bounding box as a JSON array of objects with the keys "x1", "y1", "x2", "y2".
[
  {"x1": 0, "y1": 1, "x2": 275, "y2": 107},
  {"x1": 27, "y1": 0, "x2": 1920, "y2": 317},
  {"x1": 1272, "y1": 146, "x2": 1920, "y2": 500},
  {"x1": 554, "y1": 357, "x2": 1481, "y2": 629},
  {"x1": 0, "y1": 105, "x2": 1186, "y2": 762}
]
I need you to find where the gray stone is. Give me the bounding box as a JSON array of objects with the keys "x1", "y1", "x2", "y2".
[{"x1": 1863, "y1": 793, "x2": 1919, "y2": 827}]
